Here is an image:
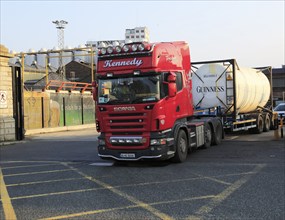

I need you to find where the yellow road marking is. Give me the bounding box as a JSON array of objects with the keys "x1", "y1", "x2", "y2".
[
  {"x1": 40, "y1": 195, "x2": 217, "y2": 220},
  {"x1": 6, "y1": 177, "x2": 214, "y2": 201},
  {"x1": 10, "y1": 187, "x2": 102, "y2": 200},
  {"x1": 6, "y1": 170, "x2": 259, "y2": 201},
  {"x1": 0, "y1": 160, "x2": 61, "y2": 164},
  {"x1": 7, "y1": 177, "x2": 84, "y2": 187},
  {"x1": 1, "y1": 163, "x2": 59, "y2": 170},
  {"x1": 0, "y1": 167, "x2": 17, "y2": 220},
  {"x1": 4, "y1": 169, "x2": 72, "y2": 177},
  {"x1": 191, "y1": 172, "x2": 231, "y2": 185},
  {"x1": 186, "y1": 164, "x2": 266, "y2": 220},
  {"x1": 40, "y1": 204, "x2": 139, "y2": 220},
  {"x1": 61, "y1": 162, "x2": 174, "y2": 220}
]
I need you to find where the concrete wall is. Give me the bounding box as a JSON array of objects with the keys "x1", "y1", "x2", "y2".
[{"x1": 0, "y1": 44, "x2": 16, "y2": 142}]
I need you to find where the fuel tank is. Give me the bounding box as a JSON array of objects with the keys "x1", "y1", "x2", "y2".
[{"x1": 192, "y1": 63, "x2": 271, "y2": 113}]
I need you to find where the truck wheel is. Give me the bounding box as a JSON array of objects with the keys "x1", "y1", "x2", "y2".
[
  {"x1": 212, "y1": 122, "x2": 222, "y2": 145},
  {"x1": 263, "y1": 113, "x2": 270, "y2": 132},
  {"x1": 202, "y1": 123, "x2": 212, "y2": 148},
  {"x1": 172, "y1": 130, "x2": 188, "y2": 163}
]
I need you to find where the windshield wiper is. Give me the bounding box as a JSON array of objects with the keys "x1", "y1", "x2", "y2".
[
  {"x1": 107, "y1": 99, "x2": 133, "y2": 104},
  {"x1": 107, "y1": 99, "x2": 124, "y2": 104},
  {"x1": 132, "y1": 96, "x2": 157, "y2": 103}
]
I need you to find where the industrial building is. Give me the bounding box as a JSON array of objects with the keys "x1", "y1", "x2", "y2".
[{"x1": 125, "y1": 26, "x2": 150, "y2": 42}]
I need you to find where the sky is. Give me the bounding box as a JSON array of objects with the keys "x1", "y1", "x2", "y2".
[{"x1": 0, "y1": 0, "x2": 284, "y2": 68}]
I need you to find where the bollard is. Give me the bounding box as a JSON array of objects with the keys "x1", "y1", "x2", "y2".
[
  {"x1": 274, "y1": 128, "x2": 280, "y2": 139},
  {"x1": 280, "y1": 117, "x2": 284, "y2": 138},
  {"x1": 273, "y1": 112, "x2": 280, "y2": 139}
]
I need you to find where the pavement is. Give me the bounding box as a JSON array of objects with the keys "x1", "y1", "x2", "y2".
[
  {"x1": 24, "y1": 124, "x2": 97, "y2": 136},
  {"x1": 0, "y1": 124, "x2": 98, "y2": 146}
]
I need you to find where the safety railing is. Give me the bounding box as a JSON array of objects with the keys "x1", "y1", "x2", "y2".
[{"x1": 44, "y1": 80, "x2": 92, "y2": 93}]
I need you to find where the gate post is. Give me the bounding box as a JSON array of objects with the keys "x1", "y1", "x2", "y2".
[{"x1": 0, "y1": 45, "x2": 16, "y2": 142}]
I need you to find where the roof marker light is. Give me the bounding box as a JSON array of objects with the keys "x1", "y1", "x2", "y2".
[
  {"x1": 138, "y1": 44, "x2": 145, "y2": 51},
  {"x1": 115, "y1": 46, "x2": 122, "y2": 53},
  {"x1": 131, "y1": 44, "x2": 138, "y2": 52},
  {"x1": 107, "y1": 46, "x2": 113, "y2": 54},
  {"x1": 101, "y1": 47, "x2": 107, "y2": 55},
  {"x1": 122, "y1": 45, "x2": 130, "y2": 52}
]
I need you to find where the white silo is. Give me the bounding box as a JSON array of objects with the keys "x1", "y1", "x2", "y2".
[
  {"x1": 25, "y1": 49, "x2": 36, "y2": 66},
  {"x1": 74, "y1": 45, "x2": 87, "y2": 63},
  {"x1": 36, "y1": 48, "x2": 47, "y2": 67},
  {"x1": 49, "y1": 47, "x2": 60, "y2": 69},
  {"x1": 112, "y1": 41, "x2": 119, "y2": 47},
  {"x1": 99, "y1": 42, "x2": 107, "y2": 48},
  {"x1": 63, "y1": 45, "x2": 73, "y2": 66},
  {"x1": 9, "y1": 50, "x2": 19, "y2": 64}
]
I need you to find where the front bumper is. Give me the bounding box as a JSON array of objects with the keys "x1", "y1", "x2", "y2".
[
  {"x1": 98, "y1": 142, "x2": 174, "y2": 161},
  {"x1": 98, "y1": 130, "x2": 175, "y2": 161}
]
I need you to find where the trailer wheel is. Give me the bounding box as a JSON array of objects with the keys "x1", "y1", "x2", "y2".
[
  {"x1": 202, "y1": 123, "x2": 212, "y2": 148},
  {"x1": 251, "y1": 114, "x2": 264, "y2": 134},
  {"x1": 212, "y1": 122, "x2": 222, "y2": 145},
  {"x1": 172, "y1": 130, "x2": 188, "y2": 163},
  {"x1": 263, "y1": 113, "x2": 270, "y2": 132}
]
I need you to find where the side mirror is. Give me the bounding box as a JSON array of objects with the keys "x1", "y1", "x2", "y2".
[
  {"x1": 168, "y1": 82, "x2": 177, "y2": 97},
  {"x1": 167, "y1": 72, "x2": 177, "y2": 97},
  {"x1": 92, "y1": 81, "x2": 98, "y2": 101}
]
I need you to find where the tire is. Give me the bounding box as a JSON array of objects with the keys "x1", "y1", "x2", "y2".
[
  {"x1": 172, "y1": 130, "x2": 188, "y2": 163},
  {"x1": 202, "y1": 123, "x2": 212, "y2": 149},
  {"x1": 251, "y1": 114, "x2": 264, "y2": 134},
  {"x1": 263, "y1": 113, "x2": 270, "y2": 132},
  {"x1": 212, "y1": 122, "x2": 223, "y2": 145}
]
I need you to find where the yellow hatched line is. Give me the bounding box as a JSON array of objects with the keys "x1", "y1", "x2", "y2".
[
  {"x1": 10, "y1": 187, "x2": 103, "y2": 200},
  {"x1": 191, "y1": 172, "x2": 231, "y2": 185},
  {"x1": 7, "y1": 170, "x2": 260, "y2": 200},
  {"x1": 186, "y1": 164, "x2": 266, "y2": 220},
  {"x1": 4, "y1": 169, "x2": 72, "y2": 177},
  {"x1": 39, "y1": 195, "x2": 217, "y2": 220},
  {"x1": 0, "y1": 160, "x2": 61, "y2": 164},
  {"x1": 0, "y1": 167, "x2": 17, "y2": 220},
  {"x1": 1, "y1": 163, "x2": 59, "y2": 170},
  {"x1": 6, "y1": 177, "x2": 85, "y2": 187},
  {"x1": 61, "y1": 162, "x2": 174, "y2": 220}
]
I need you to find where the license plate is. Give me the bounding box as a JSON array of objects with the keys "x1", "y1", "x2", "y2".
[{"x1": 120, "y1": 153, "x2": 136, "y2": 158}]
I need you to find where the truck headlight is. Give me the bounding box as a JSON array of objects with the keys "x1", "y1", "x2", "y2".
[
  {"x1": 98, "y1": 139, "x2": 106, "y2": 145},
  {"x1": 150, "y1": 138, "x2": 167, "y2": 145}
]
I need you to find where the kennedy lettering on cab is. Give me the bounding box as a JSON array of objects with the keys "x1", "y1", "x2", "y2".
[{"x1": 103, "y1": 58, "x2": 143, "y2": 68}]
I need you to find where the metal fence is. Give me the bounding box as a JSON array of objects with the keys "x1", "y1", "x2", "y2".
[{"x1": 24, "y1": 91, "x2": 95, "y2": 130}]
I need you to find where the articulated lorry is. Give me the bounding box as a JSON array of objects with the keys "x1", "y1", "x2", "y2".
[
  {"x1": 191, "y1": 59, "x2": 278, "y2": 133},
  {"x1": 92, "y1": 41, "x2": 223, "y2": 162}
]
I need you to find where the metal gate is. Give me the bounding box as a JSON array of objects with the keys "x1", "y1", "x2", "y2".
[{"x1": 12, "y1": 66, "x2": 24, "y2": 140}]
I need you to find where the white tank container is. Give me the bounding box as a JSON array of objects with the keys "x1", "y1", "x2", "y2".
[{"x1": 192, "y1": 63, "x2": 271, "y2": 114}]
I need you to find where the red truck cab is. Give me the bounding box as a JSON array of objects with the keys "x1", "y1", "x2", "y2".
[{"x1": 93, "y1": 41, "x2": 222, "y2": 162}]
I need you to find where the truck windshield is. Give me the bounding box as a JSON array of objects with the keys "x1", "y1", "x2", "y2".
[{"x1": 98, "y1": 76, "x2": 160, "y2": 104}]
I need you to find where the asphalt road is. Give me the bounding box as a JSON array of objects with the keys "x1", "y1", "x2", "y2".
[{"x1": 0, "y1": 129, "x2": 284, "y2": 220}]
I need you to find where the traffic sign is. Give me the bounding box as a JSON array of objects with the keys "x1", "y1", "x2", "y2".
[{"x1": 0, "y1": 91, "x2": 7, "y2": 108}]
